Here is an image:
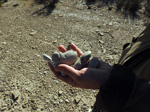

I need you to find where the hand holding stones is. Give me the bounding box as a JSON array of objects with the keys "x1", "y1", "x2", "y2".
[{"x1": 43, "y1": 44, "x2": 99, "y2": 74}]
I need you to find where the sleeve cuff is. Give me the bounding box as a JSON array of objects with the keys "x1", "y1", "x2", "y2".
[{"x1": 99, "y1": 64, "x2": 136, "y2": 111}]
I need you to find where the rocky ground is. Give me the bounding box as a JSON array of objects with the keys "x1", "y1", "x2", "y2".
[{"x1": 0, "y1": 0, "x2": 147, "y2": 112}]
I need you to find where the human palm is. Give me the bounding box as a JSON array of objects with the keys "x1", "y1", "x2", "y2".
[{"x1": 48, "y1": 43, "x2": 112, "y2": 89}]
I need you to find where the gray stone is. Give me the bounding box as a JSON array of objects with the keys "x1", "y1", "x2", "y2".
[{"x1": 74, "y1": 51, "x2": 91, "y2": 69}]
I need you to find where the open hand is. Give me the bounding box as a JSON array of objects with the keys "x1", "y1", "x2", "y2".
[{"x1": 48, "y1": 43, "x2": 112, "y2": 89}]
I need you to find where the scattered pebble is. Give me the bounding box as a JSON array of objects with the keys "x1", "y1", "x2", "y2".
[
  {"x1": 30, "y1": 31, "x2": 37, "y2": 36},
  {"x1": 43, "y1": 71, "x2": 48, "y2": 74},
  {"x1": 59, "y1": 99, "x2": 63, "y2": 103},
  {"x1": 35, "y1": 54, "x2": 40, "y2": 57},
  {"x1": 25, "y1": 87, "x2": 29, "y2": 91},
  {"x1": 50, "y1": 108, "x2": 54, "y2": 112},
  {"x1": 58, "y1": 90, "x2": 63, "y2": 96},
  {"x1": 6, "y1": 50, "x2": 9, "y2": 53},
  {"x1": 53, "y1": 40, "x2": 57, "y2": 44},
  {"x1": 13, "y1": 3, "x2": 19, "y2": 7},
  {"x1": 1, "y1": 42, "x2": 7, "y2": 44},
  {"x1": 92, "y1": 90, "x2": 96, "y2": 93},
  {"x1": 99, "y1": 32, "x2": 104, "y2": 36},
  {"x1": 88, "y1": 108, "x2": 92, "y2": 112},
  {"x1": 59, "y1": 15, "x2": 63, "y2": 17},
  {"x1": 99, "y1": 40, "x2": 104, "y2": 44},
  {"x1": 106, "y1": 55, "x2": 113, "y2": 59},
  {"x1": 65, "y1": 99, "x2": 69, "y2": 103},
  {"x1": 56, "y1": 80, "x2": 59, "y2": 84},
  {"x1": 95, "y1": 30, "x2": 99, "y2": 33}
]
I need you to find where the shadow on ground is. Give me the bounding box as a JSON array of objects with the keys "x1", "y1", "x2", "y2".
[
  {"x1": 32, "y1": 0, "x2": 58, "y2": 16},
  {"x1": 32, "y1": 5, "x2": 56, "y2": 16},
  {"x1": 85, "y1": 0, "x2": 150, "y2": 19}
]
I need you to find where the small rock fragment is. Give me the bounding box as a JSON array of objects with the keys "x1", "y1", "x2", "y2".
[
  {"x1": 102, "y1": 48, "x2": 106, "y2": 54},
  {"x1": 99, "y1": 40, "x2": 104, "y2": 44},
  {"x1": 74, "y1": 51, "x2": 91, "y2": 69},
  {"x1": 53, "y1": 40, "x2": 57, "y2": 43},
  {"x1": 1, "y1": 42, "x2": 6, "y2": 44},
  {"x1": 106, "y1": 55, "x2": 113, "y2": 59},
  {"x1": 95, "y1": 30, "x2": 99, "y2": 33},
  {"x1": 43, "y1": 54, "x2": 53, "y2": 63},
  {"x1": 59, "y1": 99, "x2": 63, "y2": 103},
  {"x1": 88, "y1": 108, "x2": 92, "y2": 112},
  {"x1": 65, "y1": 99, "x2": 69, "y2": 103},
  {"x1": 43, "y1": 71, "x2": 48, "y2": 74},
  {"x1": 50, "y1": 108, "x2": 54, "y2": 111},
  {"x1": 99, "y1": 32, "x2": 104, "y2": 36},
  {"x1": 13, "y1": 3, "x2": 19, "y2": 7},
  {"x1": 29, "y1": 31, "x2": 37, "y2": 36},
  {"x1": 56, "y1": 80, "x2": 59, "y2": 84},
  {"x1": 58, "y1": 90, "x2": 63, "y2": 96}
]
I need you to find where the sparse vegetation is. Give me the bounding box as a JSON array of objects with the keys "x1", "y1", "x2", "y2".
[
  {"x1": 87, "y1": 0, "x2": 150, "y2": 18},
  {"x1": 34, "y1": 0, "x2": 150, "y2": 18}
]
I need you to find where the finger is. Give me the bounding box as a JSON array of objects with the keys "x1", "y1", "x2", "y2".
[
  {"x1": 71, "y1": 43, "x2": 83, "y2": 56},
  {"x1": 55, "y1": 64, "x2": 79, "y2": 81},
  {"x1": 58, "y1": 45, "x2": 67, "y2": 53}
]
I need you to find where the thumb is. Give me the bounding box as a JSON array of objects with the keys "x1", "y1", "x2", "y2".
[{"x1": 55, "y1": 64, "x2": 79, "y2": 80}]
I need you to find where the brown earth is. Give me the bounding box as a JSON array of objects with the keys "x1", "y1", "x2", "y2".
[{"x1": 0, "y1": 0, "x2": 147, "y2": 112}]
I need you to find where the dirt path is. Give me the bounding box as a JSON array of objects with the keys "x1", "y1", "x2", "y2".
[{"x1": 0, "y1": 0, "x2": 146, "y2": 111}]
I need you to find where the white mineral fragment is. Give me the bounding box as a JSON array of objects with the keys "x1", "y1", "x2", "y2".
[{"x1": 43, "y1": 54, "x2": 53, "y2": 64}]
